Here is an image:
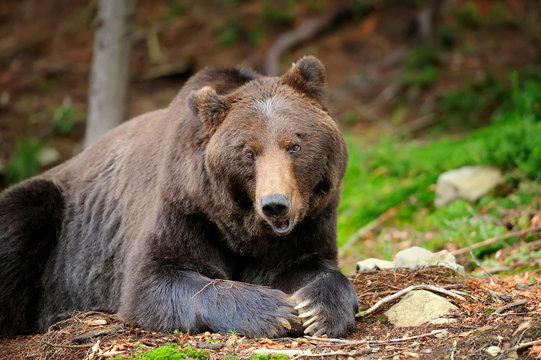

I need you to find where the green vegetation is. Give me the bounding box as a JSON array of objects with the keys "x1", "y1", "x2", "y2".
[
  {"x1": 401, "y1": 44, "x2": 439, "y2": 88},
  {"x1": 454, "y1": 1, "x2": 483, "y2": 27},
  {"x1": 262, "y1": 0, "x2": 295, "y2": 25},
  {"x1": 115, "y1": 343, "x2": 209, "y2": 360},
  {"x1": 46, "y1": 98, "x2": 84, "y2": 135},
  {"x1": 2, "y1": 100, "x2": 84, "y2": 188},
  {"x1": 115, "y1": 343, "x2": 290, "y2": 360},
  {"x1": 338, "y1": 71, "x2": 541, "y2": 257},
  {"x1": 250, "y1": 354, "x2": 289, "y2": 360},
  {"x1": 5, "y1": 137, "x2": 44, "y2": 185}
]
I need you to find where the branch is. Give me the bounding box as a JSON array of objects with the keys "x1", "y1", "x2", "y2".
[
  {"x1": 451, "y1": 226, "x2": 541, "y2": 256},
  {"x1": 305, "y1": 329, "x2": 446, "y2": 346},
  {"x1": 356, "y1": 284, "x2": 465, "y2": 318},
  {"x1": 72, "y1": 324, "x2": 124, "y2": 342},
  {"x1": 264, "y1": 7, "x2": 348, "y2": 76},
  {"x1": 491, "y1": 299, "x2": 528, "y2": 317},
  {"x1": 40, "y1": 341, "x2": 94, "y2": 349}
]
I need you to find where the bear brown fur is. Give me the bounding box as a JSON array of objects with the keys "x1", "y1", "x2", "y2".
[{"x1": 0, "y1": 56, "x2": 358, "y2": 338}]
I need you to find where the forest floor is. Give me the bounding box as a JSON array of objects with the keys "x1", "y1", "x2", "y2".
[{"x1": 1, "y1": 267, "x2": 541, "y2": 359}]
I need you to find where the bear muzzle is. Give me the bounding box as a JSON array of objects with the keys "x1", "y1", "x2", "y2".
[{"x1": 260, "y1": 193, "x2": 295, "y2": 235}]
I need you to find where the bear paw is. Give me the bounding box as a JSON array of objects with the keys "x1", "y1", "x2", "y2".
[{"x1": 290, "y1": 272, "x2": 358, "y2": 338}]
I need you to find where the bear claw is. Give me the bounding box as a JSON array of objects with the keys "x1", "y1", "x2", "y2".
[
  {"x1": 304, "y1": 322, "x2": 321, "y2": 335},
  {"x1": 303, "y1": 316, "x2": 318, "y2": 327},
  {"x1": 293, "y1": 299, "x2": 311, "y2": 310}
]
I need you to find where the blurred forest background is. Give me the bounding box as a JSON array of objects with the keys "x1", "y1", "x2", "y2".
[{"x1": 0, "y1": 0, "x2": 540, "y2": 274}]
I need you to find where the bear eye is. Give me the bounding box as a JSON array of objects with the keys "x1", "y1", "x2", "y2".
[
  {"x1": 288, "y1": 145, "x2": 301, "y2": 153},
  {"x1": 245, "y1": 150, "x2": 255, "y2": 161}
]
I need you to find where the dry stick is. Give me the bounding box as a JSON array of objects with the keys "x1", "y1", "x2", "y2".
[
  {"x1": 506, "y1": 339, "x2": 541, "y2": 353},
  {"x1": 451, "y1": 226, "x2": 541, "y2": 256},
  {"x1": 491, "y1": 299, "x2": 528, "y2": 317},
  {"x1": 72, "y1": 324, "x2": 124, "y2": 342},
  {"x1": 39, "y1": 341, "x2": 94, "y2": 349},
  {"x1": 293, "y1": 350, "x2": 372, "y2": 359},
  {"x1": 356, "y1": 285, "x2": 465, "y2": 318},
  {"x1": 305, "y1": 329, "x2": 446, "y2": 346},
  {"x1": 263, "y1": 7, "x2": 348, "y2": 76},
  {"x1": 450, "y1": 340, "x2": 457, "y2": 360}
]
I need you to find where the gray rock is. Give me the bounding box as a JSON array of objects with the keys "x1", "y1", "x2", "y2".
[
  {"x1": 393, "y1": 246, "x2": 463, "y2": 272},
  {"x1": 356, "y1": 258, "x2": 394, "y2": 272},
  {"x1": 384, "y1": 290, "x2": 457, "y2": 327},
  {"x1": 435, "y1": 166, "x2": 503, "y2": 207},
  {"x1": 37, "y1": 147, "x2": 61, "y2": 167}
]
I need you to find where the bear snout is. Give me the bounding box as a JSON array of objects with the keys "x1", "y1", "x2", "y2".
[
  {"x1": 259, "y1": 193, "x2": 295, "y2": 235},
  {"x1": 260, "y1": 193, "x2": 290, "y2": 219}
]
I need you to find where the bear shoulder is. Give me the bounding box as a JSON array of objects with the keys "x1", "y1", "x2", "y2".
[{"x1": 181, "y1": 66, "x2": 260, "y2": 96}]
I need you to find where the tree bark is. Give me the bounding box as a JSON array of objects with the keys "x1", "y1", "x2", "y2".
[{"x1": 84, "y1": 0, "x2": 136, "y2": 148}]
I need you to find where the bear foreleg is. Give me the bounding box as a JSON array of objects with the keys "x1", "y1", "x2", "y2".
[
  {"x1": 291, "y1": 269, "x2": 358, "y2": 338},
  {"x1": 120, "y1": 266, "x2": 300, "y2": 338}
]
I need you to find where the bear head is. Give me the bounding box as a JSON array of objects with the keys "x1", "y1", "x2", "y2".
[{"x1": 189, "y1": 56, "x2": 347, "y2": 253}]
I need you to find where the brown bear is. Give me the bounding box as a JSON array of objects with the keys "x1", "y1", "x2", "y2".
[{"x1": 0, "y1": 56, "x2": 358, "y2": 338}]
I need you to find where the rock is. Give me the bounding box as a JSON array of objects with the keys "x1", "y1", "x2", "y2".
[
  {"x1": 484, "y1": 346, "x2": 501, "y2": 357},
  {"x1": 435, "y1": 166, "x2": 504, "y2": 207},
  {"x1": 37, "y1": 147, "x2": 61, "y2": 168},
  {"x1": 393, "y1": 246, "x2": 463, "y2": 272},
  {"x1": 384, "y1": 290, "x2": 457, "y2": 327},
  {"x1": 356, "y1": 258, "x2": 394, "y2": 273}
]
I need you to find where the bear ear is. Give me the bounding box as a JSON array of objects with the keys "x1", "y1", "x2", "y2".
[
  {"x1": 281, "y1": 56, "x2": 327, "y2": 107},
  {"x1": 188, "y1": 86, "x2": 229, "y2": 133}
]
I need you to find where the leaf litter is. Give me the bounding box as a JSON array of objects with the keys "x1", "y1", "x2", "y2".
[{"x1": 1, "y1": 266, "x2": 540, "y2": 359}]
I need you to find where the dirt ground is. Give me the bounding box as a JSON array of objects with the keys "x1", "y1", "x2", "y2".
[{"x1": 1, "y1": 267, "x2": 540, "y2": 359}]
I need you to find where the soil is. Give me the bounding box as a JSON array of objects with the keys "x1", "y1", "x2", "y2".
[{"x1": 1, "y1": 267, "x2": 540, "y2": 359}]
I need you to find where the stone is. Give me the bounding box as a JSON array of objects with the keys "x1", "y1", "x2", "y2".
[
  {"x1": 37, "y1": 147, "x2": 61, "y2": 168},
  {"x1": 384, "y1": 290, "x2": 457, "y2": 327},
  {"x1": 435, "y1": 166, "x2": 504, "y2": 207},
  {"x1": 484, "y1": 346, "x2": 501, "y2": 357},
  {"x1": 356, "y1": 258, "x2": 394, "y2": 272},
  {"x1": 393, "y1": 246, "x2": 463, "y2": 272}
]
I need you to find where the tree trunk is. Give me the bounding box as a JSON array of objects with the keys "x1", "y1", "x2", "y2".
[{"x1": 84, "y1": 0, "x2": 136, "y2": 148}]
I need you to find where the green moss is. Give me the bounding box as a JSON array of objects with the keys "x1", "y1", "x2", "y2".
[{"x1": 121, "y1": 343, "x2": 209, "y2": 360}]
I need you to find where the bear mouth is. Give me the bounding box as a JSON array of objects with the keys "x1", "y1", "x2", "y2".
[{"x1": 269, "y1": 216, "x2": 295, "y2": 235}]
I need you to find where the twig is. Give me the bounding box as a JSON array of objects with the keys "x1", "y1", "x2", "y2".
[
  {"x1": 72, "y1": 324, "x2": 124, "y2": 342},
  {"x1": 304, "y1": 329, "x2": 446, "y2": 346},
  {"x1": 493, "y1": 311, "x2": 541, "y2": 317},
  {"x1": 356, "y1": 284, "x2": 465, "y2": 317},
  {"x1": 264, "y1": 7, "x2": 348, "y2": 75},
  {"x1": 468, "y1": 251, "x2": 502, "y2": 283},
  {"x1": 304, "y1": 336, "x2": 358, "y2": 345},
  {"x1": 491, "y1": 299, "x2": 528, "y2": 317},
  {"x1": 451, "y1": 226, "x2": 541, "y2": 256},
  {"x1": 505, "y1": 339, "x2": 541, "y2": 353},
  {"x1": 450, "y1": 289, "x2": 479, "y2": 302},
  {"x1": 450, "y1": 340, "x2": 457, "y2": 360},
  {"x1": 293, "y1": 350, "x2": 372, "y2": 358},
  {"x1": 192, "y1": 279, "x2": 219, "y2": 299},
  {"x1": 39, "y1": 341, "x2": 94, "y2": 349}
]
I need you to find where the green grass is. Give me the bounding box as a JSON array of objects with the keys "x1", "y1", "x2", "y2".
[
  {"x1": 338, "y1": 71, "x2": 541, "y2": 256},
  {"x1": 115, "y1": 343, "x2": 289, "y2": 360},
  {"x1": 115, "y1": 343, "x2": 209, "y2": 360},
  {"x1": 5, "y1": 137, "x2": 45, "y2": 185}
]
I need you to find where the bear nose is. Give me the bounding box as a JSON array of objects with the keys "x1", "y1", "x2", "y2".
[{"x1": 260, "y1": 194, "x2": 290, "y2": 219}]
